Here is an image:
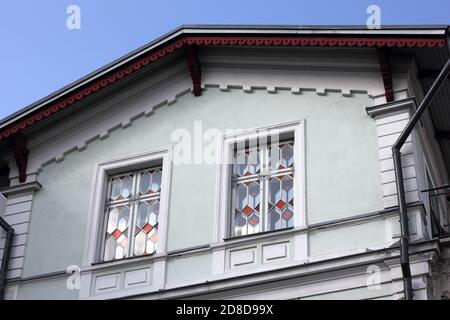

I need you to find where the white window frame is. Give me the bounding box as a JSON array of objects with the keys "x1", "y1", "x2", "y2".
[
  {"x1": 99, "y1": 165, "x2": 163, "y2": 262},
  {"x1": 214, "y1": 120, "x2": 306, "y2": 243},
  {"x1": 83, "y1": 148, "x2": 172, "y2": 266}
]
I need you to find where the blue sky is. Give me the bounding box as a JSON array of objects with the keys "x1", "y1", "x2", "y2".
[{"x1": 0, "y1": 0, "x2": 449, "y2": 120}]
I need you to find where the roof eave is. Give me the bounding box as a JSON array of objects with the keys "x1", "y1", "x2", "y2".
[{"x1": 1, "y1": 24, "x2": 448, "y2": 131}]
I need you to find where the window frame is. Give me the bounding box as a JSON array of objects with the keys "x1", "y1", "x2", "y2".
[
  {"x1": 214, "y1": 120, "x2": 306, "y2": 242},
  {"x1": 99, "y1": 165, "x2": 163, "y2": 262},
  {"x1": 83, "y1": 149, "x2": 172, "y2": 266},
  {"x1": 230, "y1": 139, "x2": 295, "y2": 237}
]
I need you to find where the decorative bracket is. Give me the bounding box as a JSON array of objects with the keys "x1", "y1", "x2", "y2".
[
  {"x1": 377, "y1": 47, "x2": 394, "y2": 103},
  {"x1": 186, "y1": 45, "x2": 202, "y2": 96},
  {"x1": 12, "y1": 134, "x2": 29, "y2": 183}
]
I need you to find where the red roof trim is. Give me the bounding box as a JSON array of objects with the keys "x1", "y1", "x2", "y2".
[{"x1": 0, "y1": 35, "x2": 445, "y2": 141}]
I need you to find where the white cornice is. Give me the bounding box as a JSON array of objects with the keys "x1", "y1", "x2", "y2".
[
  {"x1": 366, "y1": 97, "x2": 417, "y2": 118},
  {"x1": 0, "y1": 182, "x2": 41, "y2": 197}
]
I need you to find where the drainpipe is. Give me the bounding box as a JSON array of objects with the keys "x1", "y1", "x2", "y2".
[
  {"x1": 0, "y1": 216, "x2": 14, "y2": 300},
  {"x1": 392, "y1": 32, "x2": 450, "y2": 300}
]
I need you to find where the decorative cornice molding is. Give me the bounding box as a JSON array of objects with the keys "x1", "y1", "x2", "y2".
[
  {"x1": 0, "y1": 181, "x2": 41, "y2": 197},
  {"x1": 366, "y1": 97, "x2": 417, "y2": 118},
  {"x1": 0, "y1": 34, "x2": 445, "y2": 141}
]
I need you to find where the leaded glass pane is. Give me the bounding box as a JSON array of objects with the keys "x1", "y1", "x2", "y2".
[
  {"x1": 139, "y1": 169, "x2": 162, "y2": 195},
  {"x1": 103, "y1": 205, "x2": 130, "y2": 261},
  {"x1": 133, "y1": 200, "x2": 159, "y2": 255},
  {"x1": 234, "y1": 148, "x2": 261, "y2": 178},
  {"x1": 233, "y1": 180, "x2": 261, "y2": 236},
  {"x1": 109, "y1": 175, "x2": 134, "y2": 202},
  {"x1": 230, "y1": 138, "x2": 296, "y2": 237},
  {"x1": 269, "y1": 141, "x2": 294, "y2": 171},
  {"x1": 268, "y1": 175, "x2": 294, "y2": 231},
  {"x1": 102, "y1": 165, "x2": 163, "y2": 262},
  {"x1": 150, "y1": 170, "x2": 162, "y2": 193}
]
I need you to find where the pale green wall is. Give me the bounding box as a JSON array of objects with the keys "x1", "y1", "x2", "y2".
[
  {"x1": 300, "y1": 283, "x2": 394, "y2": 300},
  {"x1": 17, "y1": 278, "x2": 79, "y2": 300},
  {"x1": 23, "y1": 88, "x2": 383, "y2": 280},
  {"x1": 309, "y1": 220, "x2": 387, "y2": 256},
  {"x1": 166, "y1": 254, "x2": 212, "y2": 285}
]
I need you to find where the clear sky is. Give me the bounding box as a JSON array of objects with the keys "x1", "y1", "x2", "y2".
[{"x1": 0, "y1": 0, "x2": 449, "y2": 120}]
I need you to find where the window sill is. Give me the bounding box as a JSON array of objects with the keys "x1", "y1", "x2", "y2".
[
  {"x1": 85, "y1": 252, "x2": 163, "y2": 272},
  {"x1": 223, "y1": 227, "x2": 295, "y2": 242},
  {"x1": 92, "y1": 252, "x2": 157, "y2": 266},
  {"x1": 213, "y1": 225, "x2": 307, "y2": 250}
]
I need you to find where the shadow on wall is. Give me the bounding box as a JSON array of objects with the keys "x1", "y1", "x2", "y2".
[{"x1": 0, "y1": 161, "x2": 9, "y2": 189}]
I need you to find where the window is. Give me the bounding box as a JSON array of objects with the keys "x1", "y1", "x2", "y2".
[
  {"x1": 232, "y1": 139, "x2": 295, "y2": 237},
  {"x1": 101, "y1": 166, "x2": 162, "y2": 262}
]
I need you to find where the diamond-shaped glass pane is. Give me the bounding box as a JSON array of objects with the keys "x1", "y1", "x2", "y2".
[
  {"x1": 103, "y1": 205, "x2": 130, "y2": 261},
  {"x1": 136, "y1": 202, "x2": 149, "y2": 228},
  {"x1": 233, "y1": 180, "x2": 261, "y2": 236},
  {"x1": 106, "y1": 208, "x2": 119, "y2": 234},
  {"x1": 139, "y1": 172, "x2": 151, "y2": 195},
  {"x1": 269, "y1": 207, "x2": 281, "y2": 231},
  {"x1": 146, "y1": 228, "x2": 158, "y2": 254},
  {"x1": 281, "y1": 175, "x2": 294, "y2": 203},
  {"x1": 150, "y1": 170, "x2": 162, "y2": 193},
  {"x1": 133, "y1": 200, "x2": 160, "y2": 257},
  {"x1": 139, "y1": 169, "x2": 162, "y2": 195},
  {"x1": 269, "y1": 141, "x2": 294, "y2": 170},
  {"x1": 134, "y1": 231, "x2": 146, "y2": 256},
  {"x1": 117, "y1": 206, "x2": 130, "y2": 232},
  {"x1": 149, "y1": 203, "x2": 158, "y2": 226},
  {"x1": 268, "y1": 175, "x2": 294, "y2": 231},
  {"x1": 269, "y1": 177, "x2": 281, "y2": 205},
  {"x1": 110, "y1": 179, "x2": 121, "y2": 201},
  {"x1": 234, "y1": 148, "x2": 260, "y2": 177},
  {"x1": 109, "y1": 175, "x2": 133, "y2": 201},
  {"x1": 122, "y1": 176, "x2": 133, "y2": 198},
  {"x1": 104, "y1": 237, "x2": 116, "y2": 262}
]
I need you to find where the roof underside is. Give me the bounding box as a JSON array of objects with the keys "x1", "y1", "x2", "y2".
[
  {"x1": 414, "y1": 47, "x2": 450, "y2": 177},
  {"x1": 2, "y1": 24, "x2": 450, "y2": 178}
]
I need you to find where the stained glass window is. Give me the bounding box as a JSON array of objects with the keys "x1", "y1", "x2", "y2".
[
  {"x1": 102, "y1": 167, "x2": 162, "y2": 262},
  {"x1": 232, "y1": 140, "x2": 294, "y2": 237}
]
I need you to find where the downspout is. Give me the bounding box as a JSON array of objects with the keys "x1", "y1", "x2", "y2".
[
  {"x1": 392, "y1": 32, "x2": 450, "y2": 300},
  {"x1": 0, "y1": 216, "x2": 14, "y2": 300}
]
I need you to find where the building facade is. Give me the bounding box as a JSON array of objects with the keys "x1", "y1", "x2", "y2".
[{"x1": 1, "y1": 25, "x2": 450, "y2": 300}]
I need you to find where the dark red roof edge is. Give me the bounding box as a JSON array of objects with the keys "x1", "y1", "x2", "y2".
[{"x1": 0, "y1": 34, "x2": 446, "y2": 141}]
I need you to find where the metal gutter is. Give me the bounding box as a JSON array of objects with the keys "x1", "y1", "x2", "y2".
[
  {"x1": 0, "y1": 216, "x2": 14, "y2": 300},
  {"x1": 181, "y1": 25, "x2": 447, "y2": 36},
  {"x1": 392, "y1": 29, "x2": 450, "y2": 300}
]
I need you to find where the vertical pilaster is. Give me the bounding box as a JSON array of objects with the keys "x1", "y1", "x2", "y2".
[
  {"x1": 0, "y1": 182, "x2": 40, "y2": 280},
  {"x1": 366, "y1": 99, "x2": 420, "y2": 208}
]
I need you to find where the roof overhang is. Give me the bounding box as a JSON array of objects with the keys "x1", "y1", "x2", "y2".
[{"x1": 0, "y1": 25, "x2": 449, "y2": 141}]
